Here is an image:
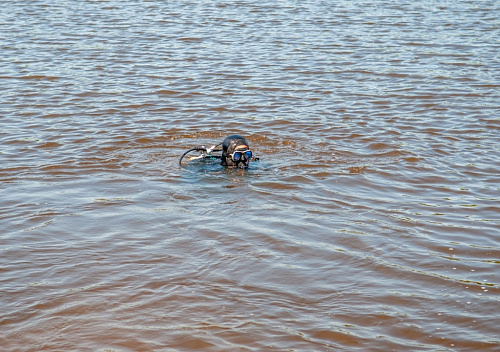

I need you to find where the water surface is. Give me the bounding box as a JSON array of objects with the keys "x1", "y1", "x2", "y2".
[{"x1": 1, "y1": 0, "x2": 499, "y2": 351}]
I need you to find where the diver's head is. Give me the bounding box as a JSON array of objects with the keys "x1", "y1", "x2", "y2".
[{"x1": 221, "y1": 135, "x2": 253, "y2": 169}]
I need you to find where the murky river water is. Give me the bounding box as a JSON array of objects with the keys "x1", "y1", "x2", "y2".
[{"x1": 1, "y1": 1, "x2": 499, "y2": 351}]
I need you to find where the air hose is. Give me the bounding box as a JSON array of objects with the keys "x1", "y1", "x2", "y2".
[{"x1": 178, "y1": 144, "x2": 222, "y2": 167}]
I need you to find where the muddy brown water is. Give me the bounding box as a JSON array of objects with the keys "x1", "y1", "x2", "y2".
[{"x1": 1, "y1": 1, "x2": 499, "y2": 351}]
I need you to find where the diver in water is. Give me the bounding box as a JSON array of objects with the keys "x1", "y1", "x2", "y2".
[
  {"x1": 220, "y1": 135, "x2": 254, "y2": 169},
  {"x1": 179, "y1": 135, "x2": 258, "y2": 169}
]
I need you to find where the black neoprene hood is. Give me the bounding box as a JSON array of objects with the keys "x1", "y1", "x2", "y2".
[{"x1": 221, "y1": 135, "x2": 250, "y2": 168}]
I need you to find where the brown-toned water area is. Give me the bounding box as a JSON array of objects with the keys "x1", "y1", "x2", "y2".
[{"x1": 1, "y1": 1, "x2": 499, "y2": 351}]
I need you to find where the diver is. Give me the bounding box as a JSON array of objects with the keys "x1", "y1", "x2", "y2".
[{"x1": 179, "y1": 135, "x2": 258, "y2": 169}]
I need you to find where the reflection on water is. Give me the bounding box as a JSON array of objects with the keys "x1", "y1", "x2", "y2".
[{"x1": 1, "y1": 0, "x2": 499, "y2": 351}]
